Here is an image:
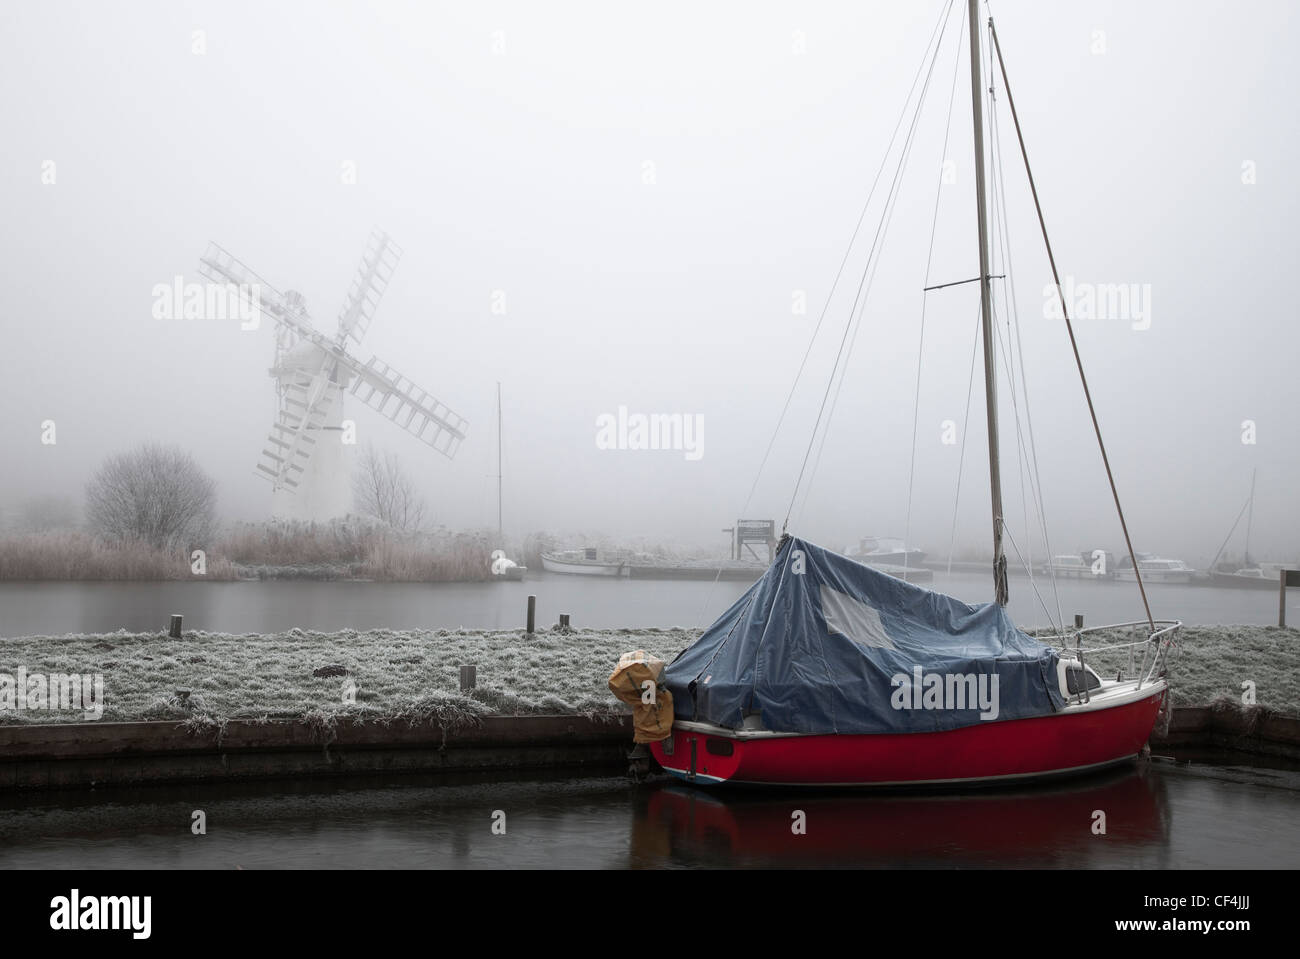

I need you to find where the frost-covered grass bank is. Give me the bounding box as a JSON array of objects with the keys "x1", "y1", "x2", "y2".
[
  {"x1": 1062, "y1": 624, "x2": 1300, "y2": 716},
  {"x1": 0, "y1": 627, "x2": 693, "y2": 725},
  {"x1": 0, "y1": 624, "x2": 1294, "y2": 725}
]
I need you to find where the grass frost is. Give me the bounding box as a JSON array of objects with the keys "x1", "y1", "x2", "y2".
[{"x1": 1, "y1": 623, "x2": 1293, "y2": 725}]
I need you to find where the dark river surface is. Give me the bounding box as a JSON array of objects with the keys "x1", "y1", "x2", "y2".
[
  {"x1": 3, "y1": 573, "x2": 1294, "y2": 869},
  {"x1": 0, "y1": 571, "x2": 1292, "y2": 637},
  {"x1": 0, "y1": 757, "x2": 1296, "y2": 869}
]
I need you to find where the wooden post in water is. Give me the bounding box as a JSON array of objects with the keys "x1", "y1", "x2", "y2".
[
  {"x1": 459, "y1": 665, "x2": 476, "y2": 691},
  {"x1": 168, "y1": 615, "x2": 182, "y2": 639},
  {"x1": 526, "y1": 595, "x2": 536, "y2": 634},
  {"x1": 559, "y1": 613, "x2": 570, "y2": 629},
  {"x1": 1074, "y1": 614, "x2": 1084, "y2": 629}
]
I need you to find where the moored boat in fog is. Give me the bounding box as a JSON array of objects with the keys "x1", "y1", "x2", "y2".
[
  {"x1": 634, "y1": 2, "x2": 1182, "y2": 790},
  {"x1": 1208, "y1": 564, "x2": 1287, "y2": 590},
  {"x1": 541, "y1": 548, "x2": 635, "y2": 576},
  {"x1": 1115, "y1": 554, "x2": 1195, "y2": 585},
  {"x1": 845, "y1": 536, "x2": 927, "y2": 568}
]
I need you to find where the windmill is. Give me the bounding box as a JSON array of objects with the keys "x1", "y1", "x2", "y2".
[{"x1": 198, "y1": 231, "x2": 468, "y2": 522}]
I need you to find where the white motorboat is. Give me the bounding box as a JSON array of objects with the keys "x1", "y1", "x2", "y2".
[
  {"x1": 845, "y1": 536, "x2": 926, "y2": 568},
  {"x1": 541, "y1": 548, "x2": 635, "y2": 576},
  {"x1": 1042, "y1": 554, "x2": 1095, "y2": 579},
  {"x1": 1115, "y1": 554, "x2": 1195, "y2": 584}
]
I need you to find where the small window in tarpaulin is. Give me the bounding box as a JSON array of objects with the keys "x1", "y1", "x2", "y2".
[{"x1": 819, "y1": 584, "x2": 897, "y2": 650}]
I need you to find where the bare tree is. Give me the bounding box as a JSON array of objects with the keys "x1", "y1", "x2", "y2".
[
  {"x1": 85, "y1": 443, "x2": 217, "y2": 550},
  {"x1": 352, "y1": 443, "x2": 427, "y2": 533}
]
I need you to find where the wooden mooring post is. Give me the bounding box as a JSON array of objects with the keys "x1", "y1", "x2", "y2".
[
  {"x1": 168, "y1": 614, "x2": 182, "y2": 639},
  {"x1": 526, "y1": 595, "x2": 536, "y2": 634},
  {"x1": 1280, "y1": 570, "x2": 1300, "y2": 628},
  {"x1": 559, "y1": 614, "x2": 570, "y2": 629},
  {"x1": 459, "y1": 665, "x2": 476, "y2": 691}
]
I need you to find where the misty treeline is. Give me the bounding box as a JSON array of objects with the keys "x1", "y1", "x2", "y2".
[
  {"x1": 0, "y1": 438, "x2": 772, "y2": 582},
  {"x1": 0, "y1": 441, "x2": 507, "y2": 582}
]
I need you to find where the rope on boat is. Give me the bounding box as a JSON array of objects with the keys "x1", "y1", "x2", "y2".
[{"x1": 1001, "y1": 521, "x2": 1067, "y2": 638}]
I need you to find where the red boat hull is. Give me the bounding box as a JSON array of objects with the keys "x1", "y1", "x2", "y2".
[{"x1": 649, "y1": 688, "x2": 1166, "y2": 787}]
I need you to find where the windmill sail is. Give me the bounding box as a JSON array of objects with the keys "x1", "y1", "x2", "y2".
[
  {"x1": 341, "y1": 354, "x2": 468, "y2": 457},
  {"x1": 255, "y1": 370, "x2": 336, "y2": 490},
  {"x1": 198, "y1": 242, "x2": 315, "y2": 341},
  {"x1": 197, "y1": 232, "x2": 468, "y2": 519},
  {"x1": 337, "y1": 231, "x2": 401, "y2": 345}
]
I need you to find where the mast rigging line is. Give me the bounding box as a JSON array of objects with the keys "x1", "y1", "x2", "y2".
[
  {"x1": 704, "y1": 0, "x2": 957, "y2": 628},
  {"x1": 984, "y1": 50, "x2": 1064, "y2": 634},
  {"x1": 792, "y1": 83, "x2": 929, "y2": 531},
  {"x1": 903, "y1": 2, "x2": 968, "y2": 576},
  {"x1": 989, "y1": 298, "x2": 1062, "y2": 634},
  {"x1": 1001, "y1": 520, "x2": 1063, "y2": 632},
  {"x1": 737, "y1": 0, "x2": 957, "y2": 529},
  {"x1": 1208, "y1": 475, "x2": 1256, "y2": 572},
  {"x1": 944, "y1": 303, "x2": 984, "y2": 577},
  {"x1": 988, "y1": 17, "x2": 1155, "y2": 632},
  {"x1": 1245, "y1": 468, "x2": 1256, "y2": 563},
  {"x1": 784, "y1": 0, "x2": 960, "y2": 533},
  {"x1": 986, "y1": 46, "x2": 1065, "y2": 633},
  {"x1": 795, "y1": 20, "x2": 958, "y2": 530}
]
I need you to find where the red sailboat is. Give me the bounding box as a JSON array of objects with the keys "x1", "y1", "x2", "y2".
[
  {"x1": 647, "y1": 1, "x2": 1179, "y2": 788},
  {"x1": 650, "y1": 540, "x2": 1178, "y2": 787}
]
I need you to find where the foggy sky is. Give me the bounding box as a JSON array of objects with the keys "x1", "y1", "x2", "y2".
[{"x1": 2, "y1": 0, "x2": 1297, "y2": 570}]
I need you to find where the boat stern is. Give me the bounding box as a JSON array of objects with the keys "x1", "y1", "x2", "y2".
[{"x1": 650, "y1": 726, "x2": 745, "y2": 785}]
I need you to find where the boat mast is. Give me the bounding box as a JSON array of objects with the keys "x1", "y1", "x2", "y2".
[
  {"x1": 968, "y1": 0, "x2": 1009, "y2": 606},
  {"x1": 1245, "y1": 467, "x2": 1256, "y2": 566},
  {"x1": 497, "y1": 381, "x2": 504, "y2": 540}
]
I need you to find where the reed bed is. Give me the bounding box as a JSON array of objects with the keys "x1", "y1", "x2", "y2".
[
  {"x1": 357, "y1": 531, "x2": 495, "y2": 582},
  {"x1": 0, "y1": 523, "x2": 505, "y2": 583},
  {"x1": 0, "y1": 532, "x2": 236, "y2": 581}
]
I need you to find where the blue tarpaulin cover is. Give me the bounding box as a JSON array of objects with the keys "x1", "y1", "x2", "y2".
[{"x1": 662, "y1": 537, "x2": 1065, "y2": 734}]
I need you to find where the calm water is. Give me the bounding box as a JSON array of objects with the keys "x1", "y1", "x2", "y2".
[
  {"x1": 0, "y1": 572, "x2": 1291, "y2": 638},
  {"x1": 0, "y1": 758, "x2": 1296, "y2": 869}
]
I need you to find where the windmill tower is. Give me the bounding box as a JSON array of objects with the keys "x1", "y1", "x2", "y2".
[{"x1": 198, "y1": 231, "x2": 467, "y2": 522}]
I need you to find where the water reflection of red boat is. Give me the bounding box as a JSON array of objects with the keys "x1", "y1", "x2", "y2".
[{"x1": 632, "y1": 766, "x2": 1169, "y2": 867}]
